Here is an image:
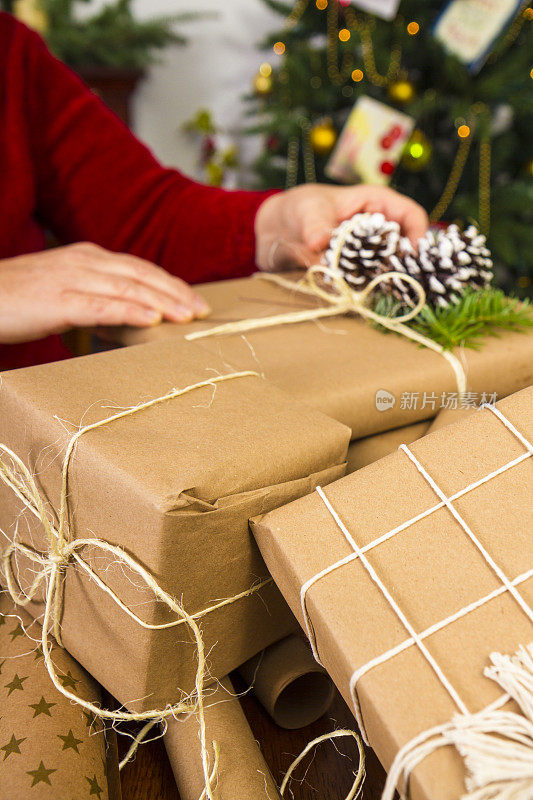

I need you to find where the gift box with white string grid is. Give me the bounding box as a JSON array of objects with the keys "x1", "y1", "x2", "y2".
[{"x1": 252, "y1": 387, "x2": 533, "y2": 800}]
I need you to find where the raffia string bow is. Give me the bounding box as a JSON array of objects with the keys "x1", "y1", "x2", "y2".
[
  {"x1": 0, "y1": 367, "x2": 367, "y2": 800},
  {"x1": 185, "y1": 220, "x2": 467, "y2": 396},
  {"x1": 0, "y1": 371, "x2": 264, "y2": 800}
]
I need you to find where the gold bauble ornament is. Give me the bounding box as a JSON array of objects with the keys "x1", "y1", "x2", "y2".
[
  {"x1": 13, "y1": 0, "x2": 48, "y2": 33},
  {"x1": 253, "y1": 72, "x2": 273, "y2": 96},
  {"x1": 205, "y1": 162, "x2": 225, "y2": 187},
  {"x1": 524, "y1": 157, "x2": 533, "y2": 177},
  {"x1": 309, "y1": 119, "x2": 337, "y2": 156},
  {"x1": 387, "y1": 79, "x2": 416, "y2": 105},
  {"x1": 401, "y1": 129, "x2": 432, "y2": 171}
]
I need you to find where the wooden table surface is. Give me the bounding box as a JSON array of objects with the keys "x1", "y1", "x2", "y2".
[{"x1": 119, "y1": 681, "x2": 388, "y2": 800}]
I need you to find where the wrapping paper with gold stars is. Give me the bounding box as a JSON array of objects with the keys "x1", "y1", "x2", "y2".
[{"x1": 0, "y1": 594, "x2": 121, "y2": 800}]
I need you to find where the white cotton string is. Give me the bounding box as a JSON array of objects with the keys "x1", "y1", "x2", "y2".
[
  {"x1": 350, "y1": 568, "x2": 533, "y2": 731},
  {"x1": 381, "y1": 645, "x2": 533, "y2": 800},
  {"x1": 316, "y1": 486, "x2": 470, "y2": 726},
  {"x1": 399, "y1": 444, "x2": 533, "y2": 625},
  {"x1": 300, "y1": 404, "x2": 532, "y2": 765},
  {"x1": 382, "y1": 697, "x2": 533, "y2": 800},
  {"x1": 300, "y1": 451, "x2": 530, "y2": 665},
  {"x1": 485, "y1": 646, "x2": 533, "y2": 722},
  {"x1": 380, "y1": 405, "x2": 533, "y2": 800},
  {"x1": 483, "y1": 403, "x2": 533, "y2": 454}
]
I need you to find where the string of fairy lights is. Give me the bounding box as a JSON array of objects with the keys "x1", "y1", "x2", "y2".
[{"x1": 253, "y1": 0, "x2": 533, "y2": 231}]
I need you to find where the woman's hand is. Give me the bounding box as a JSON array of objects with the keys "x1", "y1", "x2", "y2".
[
  {"x1": 254, "y1": 184, "x2": 429, "y2": 271},
  {"x1": 0, "y1": 243, "x2": 210, "y2": 344}
]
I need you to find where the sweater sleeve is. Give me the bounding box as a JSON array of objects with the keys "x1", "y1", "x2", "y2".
[{"x1": 23, "y1": 23, "x2": 275, "y2": 284}]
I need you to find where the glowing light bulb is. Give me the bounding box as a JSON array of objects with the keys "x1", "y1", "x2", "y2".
[{"x1": 409, "y1": 143, "x2": 424, "y2": 159}]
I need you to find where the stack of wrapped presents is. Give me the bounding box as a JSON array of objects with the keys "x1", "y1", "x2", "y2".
[{"x1": 1, "y1": 271, "x2": 532, "y2": 799}]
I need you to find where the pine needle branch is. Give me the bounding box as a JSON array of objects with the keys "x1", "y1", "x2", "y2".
[{"x1": 372, "y1": 288, "x2": 533, "y2": 350}]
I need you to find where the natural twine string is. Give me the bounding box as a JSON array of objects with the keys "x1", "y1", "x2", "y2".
[
  {"x1": 280, "y1": 730, "x2": 366, "y2": 800},
  {"x1": 185, "y1": 219, "x2": 468, "y2": 398},
  {"x1": 0, "y1": 366, "x2": 365, "y2": 800},
  {"x1": 0, "y1": 370, "x2": 261, "y2": 800}
]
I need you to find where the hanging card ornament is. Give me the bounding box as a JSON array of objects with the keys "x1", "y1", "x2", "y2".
[
  {"x1": 348, "y1": 0, "x2": 401, "y2": 21},
  {"x1": 326, "y1": 96, "x2": 414, "y2": 185},
  {"x1": 434, "y1": 0, "x2": 524, "y2": 74}
]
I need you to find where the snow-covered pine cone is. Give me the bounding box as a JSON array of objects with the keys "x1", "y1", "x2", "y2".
[
  {"x1": 325, "y1": 214, "x2": 494, "y2": 309},
  {"x1": 412, "y1": 224, "x2": 494, "y2": 308},
  {"x1": 325, "y1": 212, "x2": 413, "y2": 305}
]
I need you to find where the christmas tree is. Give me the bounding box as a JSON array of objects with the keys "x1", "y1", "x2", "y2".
[
  {"x1": 247, "y1": 1, "x2": 533, "y2": 294},
  {"x1": 1, "y1": 0, "x2": 199, "y2": 70}
]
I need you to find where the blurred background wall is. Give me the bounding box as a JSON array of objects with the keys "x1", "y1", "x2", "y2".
[{"x1": 130, "y1": 0, "x2": 279, "y2": 176}]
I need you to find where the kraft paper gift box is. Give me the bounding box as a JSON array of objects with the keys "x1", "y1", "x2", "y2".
[
  {"x1": 0, "y1": 594, "x2": 121, "y2": 800},
  {"x1": 0, "y1": 338, "x2": 350, "y2": 712},
  {"x1": 108, "y1": 274, "x2": 533, "y2": 438},
  {"x1": 252, "y1": 387, "x2": 533, "y2": 800}
]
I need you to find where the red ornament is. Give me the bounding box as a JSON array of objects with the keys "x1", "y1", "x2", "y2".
[
  {"x1": 267, "y1": 135, "x2": 280, "y2": 151},
  {"x1": 201, "y1": 136, "x2": 216, "y2": 165},
  {"x1": 380, "y1": 160, "x2": 396, "y2": 175},
  {"x1": 388, "y1": 124, "x2": 404, "y2": 144},
  {"x1": 380, "y1": 125, "x2": 405, "y2": 151}
]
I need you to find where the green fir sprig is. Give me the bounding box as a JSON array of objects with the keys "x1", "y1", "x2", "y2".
[{"x1": 372, "y1": 288, "x2": 533, "y2": 350}]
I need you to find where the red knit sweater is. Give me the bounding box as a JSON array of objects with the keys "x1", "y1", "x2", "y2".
[{"x1": 0, "y1": 13, "x2": 271, "y2": 370}]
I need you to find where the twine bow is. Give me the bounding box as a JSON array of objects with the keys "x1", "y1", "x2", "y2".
[
  {"x1": 0, "y1": 371, "x2": 262, "y2": 800},
  {"x1": 186, "y1": 220, "x2": 467, "y2": 397}
]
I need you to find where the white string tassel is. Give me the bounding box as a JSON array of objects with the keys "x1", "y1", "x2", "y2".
[
  {"x1": 382, "y1": 644, "x2": 533, "y2": 800},
  {"x1": 485, "y1": 645, "x2": 533, "y2": 721},
  {"x1": 448, "y1": 645, "x2": 533, "y2": 798}
]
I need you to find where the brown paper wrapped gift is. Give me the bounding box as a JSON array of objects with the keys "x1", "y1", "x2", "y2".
[
  {"x1": 252, "y1": 388, "x2": 533, "y2": 800},
  {"x1": 0, "y1": 338, "x2": 350, "y2": 711},
  {"x1": 0, "y1": 594, "x2": 120, "y2": 800},
  {"x1": 109, "y1": 275, "x2": 533, "y2": 437}
]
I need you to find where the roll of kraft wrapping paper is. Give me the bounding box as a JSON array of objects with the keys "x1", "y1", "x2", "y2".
[
  {"x1": 346, "y1": 420, "x2": 431, "y2": 474},
  {"x1": 164, "y1": 676, "x2": 281, "y2": 800},
  {"x1": 427, "y1": 405, "x2": 477, "y2": 434},
  {"x1": 0, "y1": 594, "x2": 120, "y2": 800},
  {"x1": 238, "y1": 635, "x2": 335, "y2": 729}
]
